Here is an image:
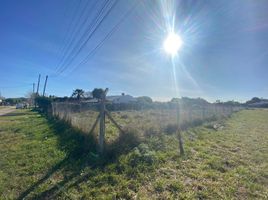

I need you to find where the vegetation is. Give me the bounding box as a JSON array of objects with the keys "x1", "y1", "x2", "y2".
[
  {"x1": 136, "y1": 96, "x2": 153, "y2": 104},
  {"x1": 71, "y1": 89, "x2": 85, "y2": 100},
  {"x1": 0, "y1": 109, "x2": 267, "y2": 199},
  {"x1": 2, "y1": 97, "x2": 27, "y2": 105},
  {"x1": 91, "y1": 88, "x2": 104, "y2": 99},
  {"x1": 52, "y1": 103, "x2": 235, "y2": 139},
  {"x1": 35, "y1": 96, "x2": 53, "y2": 115}
]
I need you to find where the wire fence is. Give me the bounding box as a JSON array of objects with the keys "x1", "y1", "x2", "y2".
[{"x1": 51, "y1": 101, "x2": 242, "y2": 143}]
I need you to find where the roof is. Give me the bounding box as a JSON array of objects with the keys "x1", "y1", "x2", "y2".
[{"x1": 106, "y1": 94, "x2": 137, "y2": 102}]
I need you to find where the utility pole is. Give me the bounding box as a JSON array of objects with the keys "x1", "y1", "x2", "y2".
[
  {"x1": 35, "y1": 74, "x2": 41, "y2": 108},
  {"x1": 42, "y1": 75, "x2": 48, "y2": 96},
  {"x1": 32, "y1": 83, "x2": 35, "y2": 107},
  {"x1": 36, "y1": 74, "x2": 41, "y2": 95},
  {"x1": 33, "y1": 83, "x2": 35, "y2": 94}
]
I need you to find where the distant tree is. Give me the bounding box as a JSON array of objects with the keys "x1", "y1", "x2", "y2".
[
  {"x1": 4, "y1": 97, "x2": 26, "y2": 105},
  {"x1": 35, "y1": 96, "x2": 52, "y2": 114},
  {"x1": 84, "y1": 91, "x2": 92, "y2": 98},
  {"x1": 136, "y1": 96, "x2": 153, "y2": 104},
  {"x1": 71, "y1": 89, "x2": 85, "y2": 100},
  {"x1": 92, "y1": 88, "x2": 104, "y2": 99},
  {"x1": 170, "y1": 98, "x2": 180, "y2": 103},
  {"x1": 215, "y1": 100, "x2": 221, "y2": 104},
  {"x1": 246, "y1": 97, "x2": 261, "y2": 105},
  {"x1": 25, "y1": 91, "x2": 36, "y2": 106},
  {"x1": 224, "y1": 100, "x2": 241, "y2": 106}
]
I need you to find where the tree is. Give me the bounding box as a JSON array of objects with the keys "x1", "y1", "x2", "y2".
[
  {"x1": 246, "y1": 97, "x2": 261, "y2": 105},
  {"x1": 71, "y1": 89, "x2": 85, "y2": 100},
  {"x1": 136, "y1": 96, "x2": 153, "y2": 104},
  {"x1": 92, "y1": 88, "x2": 105, "y2": 99},
  {"x1": 25, "y1": 91, "x2": 36, "y2": 106},
  {"x1": 84, "y1": 91, "x2": 92, "y2": 98},
  {"x1": 35, "y1": 96, "x2": 52, "y2": 114},
  {"x1": 170, "y1": 98, "x2": 180, "y2": 103}
]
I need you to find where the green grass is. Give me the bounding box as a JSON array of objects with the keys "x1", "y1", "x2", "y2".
[{"x1": 0, "y1": 109, "x2": 267, "y2": 199}]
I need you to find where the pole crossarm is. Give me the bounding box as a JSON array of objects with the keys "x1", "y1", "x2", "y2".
[
  {"x1": 105, "y1": 109, "x2": 125, "y2": 134},
  {"x1": 89, "y1": 113, "x2": 101, "y2": 134}
]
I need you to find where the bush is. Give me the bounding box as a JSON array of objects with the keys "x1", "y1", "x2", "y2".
[
  {"x1": 128, "y1": 143, "x2": 157, "y2": 167},
  {"x1": 35, "y1": 96, "x2": 52, "y2": 114},
  {"x1": 144, "y1": 126, "x2": 160, "y2": 137},
  {"x1": 165, "y1": 123, "x2": 178, "y2": 134},
  {"x1": 105, "y1": 128, "x2": 142, "y2": 158}
]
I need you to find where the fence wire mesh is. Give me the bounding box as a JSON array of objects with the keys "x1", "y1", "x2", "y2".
[{"x1": 52, "y1": 100, "x2": 242, "y2": 144}]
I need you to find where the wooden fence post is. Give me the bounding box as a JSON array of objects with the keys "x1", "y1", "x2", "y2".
[
  {"x1": 87, "y1": 88, "x2": 124, "y2": 154},
  {"x1": 99, "y1": 93, "x2": 106, "y2": 153},
  {"x1": 176, "y1": 103, "x2": 184, "y2": 156}
]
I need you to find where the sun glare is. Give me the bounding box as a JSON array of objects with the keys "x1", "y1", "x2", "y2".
[{"x1": 164, "y1": 32, "x2": 183, "y2": 56}]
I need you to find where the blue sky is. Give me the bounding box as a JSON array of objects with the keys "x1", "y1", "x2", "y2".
[{"x1": 0, "y1": 0, "x2": 268, "y2": 102}]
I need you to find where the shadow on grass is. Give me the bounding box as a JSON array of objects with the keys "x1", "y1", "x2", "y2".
[{"x1": 17, "y1": 112, "x2": 141, "y2": 200}]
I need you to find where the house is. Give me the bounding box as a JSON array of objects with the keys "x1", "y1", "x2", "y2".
[
  {"x1": 246, "y1": 97, "x2": 268, "y2": 108},
  {"x1": 0, "y1": 96, "x2": 4, "y2": 106},
  {"x1": 247, "y1": 100, "x2": 268, "y2": 108},
  {"x1": 107, "y1": 93, "x2": 137, "y2": 104}
]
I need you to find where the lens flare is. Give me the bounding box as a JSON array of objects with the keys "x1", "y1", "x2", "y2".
[{"x1": 164, "y1": 32, "x2": 183, "y2": 55}]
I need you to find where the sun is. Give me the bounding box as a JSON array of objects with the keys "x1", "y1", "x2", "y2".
[{"x1": 164, "y1": 32, "x2": 183, "y2": 56}]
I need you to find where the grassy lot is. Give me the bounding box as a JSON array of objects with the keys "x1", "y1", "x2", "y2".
[
  {"x1": 0, "y1": 106, "x2": 13, "y2": 110},
  {"x1": 55, "y1": 105, "x2": 235, "y2": 138},
  {"x1": 0, "y1": 109, "x2": 267, "y2": 199}
]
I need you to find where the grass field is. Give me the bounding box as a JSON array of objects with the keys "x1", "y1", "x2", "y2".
[
  {"x1": 0, "y1": 109, "x2": 267, "y2": 199},
  {"x1": 56, "y1": 106, "x2": 235, "y2": 143},
  {"x1": 0, "y1": 106, "x2": 14, "y2": 110}
]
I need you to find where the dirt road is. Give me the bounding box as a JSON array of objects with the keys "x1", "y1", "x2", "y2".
[{"x1": 0, "y1": 106, "x2": 16, "y2": 116}]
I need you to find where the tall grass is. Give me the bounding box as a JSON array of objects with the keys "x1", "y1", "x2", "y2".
[{"x1": 51, "y1": 102, "x2": 242, "y2": 143}]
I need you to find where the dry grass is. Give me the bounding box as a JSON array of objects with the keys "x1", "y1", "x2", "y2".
[{"x1": 52, "y1": 103, "x2": 236, "y2": 144}]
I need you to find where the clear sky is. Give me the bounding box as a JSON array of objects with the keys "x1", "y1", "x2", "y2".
[{"x1": 0, "y1": 0, "x2": 268, "y2": 102}]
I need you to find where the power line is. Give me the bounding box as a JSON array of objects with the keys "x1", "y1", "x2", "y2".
[
  {"x1": 55, "y1": 0, "x2": 110, "y2": 75},
  {"x1": 56, "y1": 0, "x2": 118, "y2": 75},
  {"x1": 56, "y1": 0, "x2": 82, "y2": 61},
  {"x1": 70, "y1": 1, "x2": 138, "y2": 73},
  {"x1": 55, "y1": 0, "x2": 93, "y2": 73},
  {"x1": 56, "y1": 0, "x2": 113, "y2": 75}
]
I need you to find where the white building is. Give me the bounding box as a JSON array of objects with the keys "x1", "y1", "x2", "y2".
[{"x1": 107, "y1": 93, "x2": 137, "y2": 104}]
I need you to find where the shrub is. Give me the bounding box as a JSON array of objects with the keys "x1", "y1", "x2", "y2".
[
  {"x1": 105, "y1": 128, "x2": 142, "y2": 158},
  {"x1": 35, "y1": 96, "x2": 52, "y2": 114},
  {"x1": 128, "y1": 143, "x2": 157, "y2": 167},
  {"x1": 144, "y1": 126, "x2": 160, "y2": 137},
  {"x1": 165, "y1": 123, "x2": 178, "y2": 134}
]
